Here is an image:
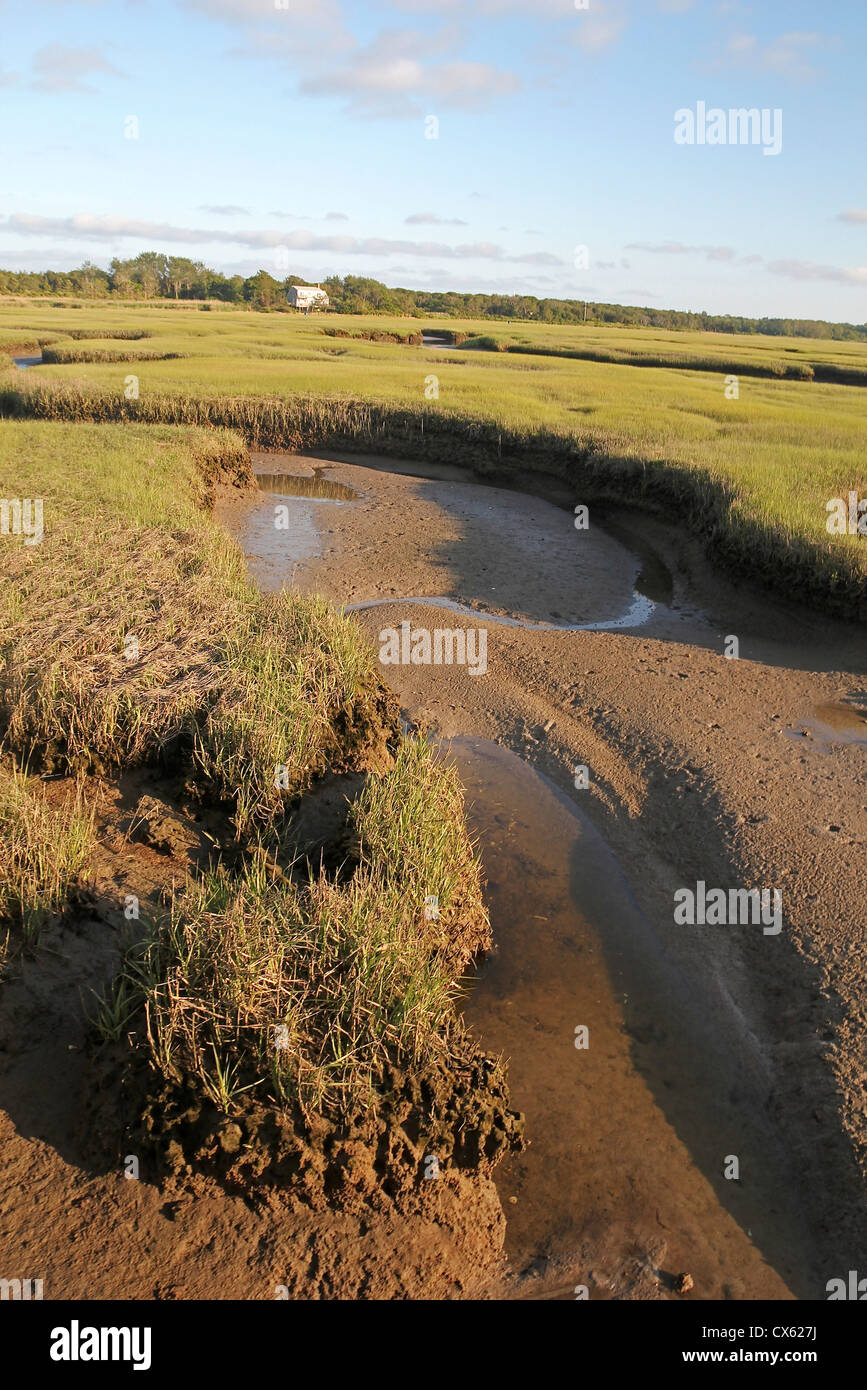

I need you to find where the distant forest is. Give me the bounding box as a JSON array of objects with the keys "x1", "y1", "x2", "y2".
[{"x1": 1, "y1": 252, "x2": 865, "y2": 341}]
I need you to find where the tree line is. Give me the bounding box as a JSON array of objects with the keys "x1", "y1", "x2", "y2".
[{"x1": 1, "y1": 254, "x2": 864, "y2": 341}]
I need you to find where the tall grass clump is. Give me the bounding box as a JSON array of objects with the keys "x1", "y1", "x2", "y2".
[
  {"x1": 99, "y1": 735, "x2": 488, "y2": 1118},
  {"x1": 0, "y1": 768, "x2": 94, "y2": 947},
  {"x1": 41, "y1": 345, "x2": 186, "y2": 365},
  {"x1": 192, "y1": 588, "x2": 392, "y2": 837},
  {"x1": 351, "y1": 734, "x2": 485, "y2": 975},
  {"x1": 0, "y1": 416, "x2": 504, "y2": 1158},
  {"x1": 0, "y1": 420, "x2": 395, "y2": 836}
]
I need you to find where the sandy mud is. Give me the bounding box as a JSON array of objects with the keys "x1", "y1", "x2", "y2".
[
  {"x1": 218, "y1": 450, "x2": 867, "y2": 1300},
  {"x1": 3, "y1": 447, "x2": 864, "y2": 1303}
]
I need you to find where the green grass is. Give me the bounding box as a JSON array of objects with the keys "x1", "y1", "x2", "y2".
[
  {"x1": 41, "y1": 344, "x2": 187, "y2": 365},
  {"x1": 0, "y1": 415, "x2": 491, "y2": 1120},
  {"x1": 101, "y1": 737, "x2": 485, "y2": 1117},
  {"x1": 0, "y1": 768, "x2": 94, "y2": 947},
  {"x1": 0, "y1": 418, "x2": 387, "y2": 829},
  {"x1": 1, "y1": 299, "x2": 865, "y2": 613}
]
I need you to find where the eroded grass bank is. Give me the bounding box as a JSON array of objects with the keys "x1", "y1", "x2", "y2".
[
  {"x1": 1, "y1": 377, "x2": 864, "y2": 617},
  {"x1": 0, "y1": 417, "x2": 521, "y2": 1200}
]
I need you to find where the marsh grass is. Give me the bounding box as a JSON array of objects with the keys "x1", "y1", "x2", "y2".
[
  {"x1": 0, "y1": 420, "x2": 391, "y2": 834},
  {"x1": 2, "y1": 370, "x2": 864, "y2": 612},
  {"x1": 1, "y1": 301, "x2": 865, "y2": 613},
  {"x1": 96, "y1": 737, "x2": 487, "y2": 1117},
  {"x1": 192, "y1": 588, "x2": 388, "y2": 836},
  {"x1": 505, "y1": 341, "x2": 818, "y2": 380},
  {"x1": 41, "y1": 345, "x2": 187, "y2": 365},
  {"x1": 352, "y1": 735, "x2": 485, "y2": 974},
  {"x1": 1, "y1": 416, "x2": 490, "y2": 1121},
  {"x1": 0, "y1": 767, "x2": 94, "y2": 947}
]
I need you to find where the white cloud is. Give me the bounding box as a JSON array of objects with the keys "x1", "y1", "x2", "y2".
[
  {"x1": 626, "y1": 241, "x2": 737, "y2": 262},
  {"x1": 0, "y1": 212, "x2": 563, "y2": 264},
  {"x1": 195, "y1": 8, "x2": 520, "y2": 115},
  {"x1": 300, "y1": 30, "x2": 520, "y2": 115},
  {"x1": 6, "y1": 214, "x2": 224, "y2": 244},
  {"x1": 430, "y1": 60, "x2": 520, "y2": 104},
  {"x1": 187, "y1": 0, "x2": 353, "y2": 65},
  {"x1": 573, "y1": 1, "x2": 628, "y2": 54},
  {"x1": 406, "y1": 212, "x2": 469, "y2": 225},
  {"x1": 837, "y1": 209, "x2": 867, "y2": 225},
  {"x1": 766, "y1": 259, "x2": 867, "y2": 286},
  {"x1": 31, "y1": 44, "x2": 121, "y2": 93},
  {"x1": 199, "y1": 204, "x2": 250, "y2": 215},
  {"x1": 184, "y1": 0, "x2": 336, "y2": 22},
  {"x1": 388, "y1": 0, "x2": 576, "y2": 15},
  {"x1": 708, "y1": 28, "x2": 833, "y2": 81},
  {"x1": 305, "y1": 55, "x2": 423, "y2": 97},
  {"x1": 625, "y1": 240, "x2": 867, "y2": 286},
  {"x1": 763, "y1": 30, "x2": 827, "y2": 78}
]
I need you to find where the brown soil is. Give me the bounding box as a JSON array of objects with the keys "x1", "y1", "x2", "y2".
[
  {"x1": 0, "y1": 768, "x2": 516, "y2": 1299},
  {"x1": 219, "y1": 450, "x2": 867, "y2": 1300},
  {"x1": 3, "y1": 446, "x2": 865, "y2": 1302}
]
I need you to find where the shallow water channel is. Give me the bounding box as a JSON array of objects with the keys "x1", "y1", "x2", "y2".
[
  {"x1": 224, "y1": 456, "x2": 845, "y2": 1299},
  {"x1": 449, "y1": 736, "x2": 805, "y2": 1298}
]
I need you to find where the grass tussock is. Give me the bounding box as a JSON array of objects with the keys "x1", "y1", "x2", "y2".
[
  {"x1": 192, "y1": 589, "x2": 392, "y2": 836},
  {"x1": 41, "y1": 345, "x2": 187, "y2": 365},
  {"x1": 1, "y1": 416, "x2": 496, "y2": 1146},
  {"x1": 62, "y1": 328, "x2": 152, "y2": 342},
  {"x1": 99, "y1": 737, "x2": 488, "y2": 1118},
  {"x1": 0, "y1": 420, "x2": 390, "y2": 836},
  {"x1": 353, "y1": 736, "x2": 486, "y2": 975},
  {"x1": 0, "y1": 767, "x2": 94, "y2": 947},
  {"x1": 324, "y1": 327, "x2": 422, "y2": 346}
]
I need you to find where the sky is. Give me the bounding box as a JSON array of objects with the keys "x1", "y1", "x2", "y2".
[{"x1": 1, "y1": 0, "x2": 866, "y2": 320}]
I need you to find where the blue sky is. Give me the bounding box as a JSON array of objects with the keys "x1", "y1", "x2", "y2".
[{"x1": 1, "y1": 0, "x2": 866, "y2": 319}]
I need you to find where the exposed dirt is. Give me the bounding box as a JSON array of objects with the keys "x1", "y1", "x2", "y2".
[
  {"x1": 219, "y1": 449, "x2": 867, "y2": 1300},
  {"x1": 0, "y1": 768, "x2": 518, "y2": 1299},
  {"x1": 3, "y1": 445, "x2": 865, "y2": 1303}
]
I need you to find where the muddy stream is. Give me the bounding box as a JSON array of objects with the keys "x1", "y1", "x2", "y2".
[{"x1": 221, "y1": 451, "x2": 867, "y2": 1301}]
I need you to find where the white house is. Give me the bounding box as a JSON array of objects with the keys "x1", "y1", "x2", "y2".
[{"x1": 287, "y1": 285, "x2": 329, "y2": 310}]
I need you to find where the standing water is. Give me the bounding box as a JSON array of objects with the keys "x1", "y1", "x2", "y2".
[{"x1": 450, "y1": 735, "x2": 814, "y2": 1299}]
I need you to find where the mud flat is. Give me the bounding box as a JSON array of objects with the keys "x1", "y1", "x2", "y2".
[{"x1": 220, "y1": 450, "x2": 867, "y2": 1299}]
